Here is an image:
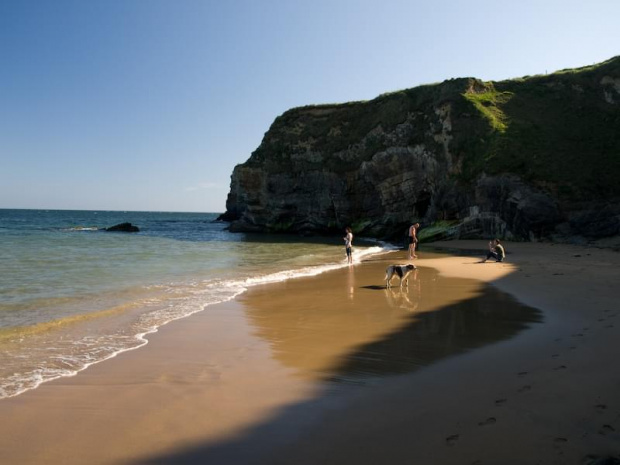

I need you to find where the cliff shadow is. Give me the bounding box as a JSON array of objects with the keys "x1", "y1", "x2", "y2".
[{"x1": 131, "y1": 267, "x2": 542, "y2": 465}]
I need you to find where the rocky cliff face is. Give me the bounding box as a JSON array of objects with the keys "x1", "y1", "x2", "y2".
[{"x1": 220, "y1": 57, "x2": 620, "y2": 243}]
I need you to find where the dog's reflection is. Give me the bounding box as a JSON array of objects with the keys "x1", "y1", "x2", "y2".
[
  {"x1": 384, "y1": 264, "x2": 416, "y2": 289},
  {"x1": 384, "y1": 269, "x2": 420, "y2": 312}
]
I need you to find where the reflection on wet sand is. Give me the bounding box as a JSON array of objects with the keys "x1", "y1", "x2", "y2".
[
  {"x1": 383, "y1": 268, "x2": 421, "y2": 312},
  {"x1": 241, "y1": 263, "x2": 541, "y2": 384},
  {"x1": 329, "y1": 284, "x2": 540, "y2": 384}
]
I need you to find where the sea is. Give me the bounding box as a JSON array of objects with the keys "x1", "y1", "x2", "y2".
[{"x1": 0, "y1": 209, "x2": 389, "y2": 399}]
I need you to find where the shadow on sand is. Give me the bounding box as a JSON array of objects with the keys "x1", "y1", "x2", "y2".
[{"x1": 132, "y1": 273, "x2": 541, "y2": 465}]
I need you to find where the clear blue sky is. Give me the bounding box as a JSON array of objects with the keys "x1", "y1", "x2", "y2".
[{"x1": 1, "y1": 0, "x2": 618, "y2": 213}]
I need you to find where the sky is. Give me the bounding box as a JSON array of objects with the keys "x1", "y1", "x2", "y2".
[{"x1": 1, "y1": 0, "x2": 618, "y2": 213}]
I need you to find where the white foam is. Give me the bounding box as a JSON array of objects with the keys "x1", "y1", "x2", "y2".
[
  {"x1": 64, "y1": 227, "x2": 100, "y2": 231},
  {"x1": 0, "y1": 243, "x2": 392, "y2": 400}
]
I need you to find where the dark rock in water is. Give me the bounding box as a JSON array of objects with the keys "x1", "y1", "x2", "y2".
[
  {"x1": 216, "y1": 211, "x2": 237, "y2": 222},
  {"x1": 105, "y1": 222, "x2": 140, "y2": 233}
]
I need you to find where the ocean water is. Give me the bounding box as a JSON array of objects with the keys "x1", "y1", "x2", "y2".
[{"x1": 0, "y1": 209, "x2": 389, "y2": 399}]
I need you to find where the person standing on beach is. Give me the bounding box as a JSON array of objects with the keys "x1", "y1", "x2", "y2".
[
  {"x1": 483, "y1": 239, "x2": 505, "y2": 262},
  {"x1": 344, "y1": 227, "x2": 353, "y2": 265},
  {"x1": 408, "y1": 223, "x2": 420, "y2": 259}
]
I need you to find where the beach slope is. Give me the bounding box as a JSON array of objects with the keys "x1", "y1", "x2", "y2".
[{"x1": 0, "y1": 241, "x2": 619, "y2": 465}]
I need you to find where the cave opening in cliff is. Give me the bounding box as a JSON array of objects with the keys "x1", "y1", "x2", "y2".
[{"x1": 414, "y1": 191, "x2": 431, "y2": 218}]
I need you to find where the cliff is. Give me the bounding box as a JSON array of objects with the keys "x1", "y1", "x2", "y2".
[{"x1": 220, "y1": 56, "x2": 620, "y2": 242}]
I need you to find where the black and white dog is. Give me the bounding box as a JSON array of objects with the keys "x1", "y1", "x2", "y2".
[{"x1": 385, "y1": 264, "x2": 417, "y2": 288}]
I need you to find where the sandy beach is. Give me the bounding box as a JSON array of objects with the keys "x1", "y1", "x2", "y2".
[{"x1": 1, "y1": 241, "x2": 619, "y2": 465}]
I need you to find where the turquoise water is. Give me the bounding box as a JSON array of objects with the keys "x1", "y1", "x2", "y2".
[{"x1": 0, "y1": 209, "x2": 388, "y2": 399}]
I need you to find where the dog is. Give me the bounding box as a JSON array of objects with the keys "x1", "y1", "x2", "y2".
[{"x1": 385, "y1": 264, "x2": 417, "y2": 288}]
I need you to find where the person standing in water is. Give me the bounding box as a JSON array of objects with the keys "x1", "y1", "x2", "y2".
[
  {"x1": 344, "y1": 227, "x2": 353, "y2": 265},
  {"x1": 408, "y1": 223, "x2": 420, "y2": 259}
]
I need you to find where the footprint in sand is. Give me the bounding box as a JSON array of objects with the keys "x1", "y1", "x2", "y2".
[
  {"x1": 595, "y1": 404, "x2": 608, "y2": 413},
  {"x1": 554, "y1": 437, "x2": 568, "y2": 444},
  {"x1": 552, "y1": 353, "x2": 560, "y2": 358},
  {"x1": 478, "y1": 417, "x2": 497, "y2": 427},
  {"x1": 518, "y1": 385, "x2": 532, "y2": 393},
  {"x1": 518, "y1": 371, "x2": 529, "y2": 377},
  {"x1": 495, "y1": 398, "x2": 507, "y2": 406},
  {"x1": 554, "y1": 365, "x2": 568, "y2": 371},
  {"x1": 446, "y1": 434, "x2": 459, "y2": 446}
]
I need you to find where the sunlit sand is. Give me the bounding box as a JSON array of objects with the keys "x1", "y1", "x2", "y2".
[{"x1": 0, "y1": 242, "x2": 619, "y2": 465}]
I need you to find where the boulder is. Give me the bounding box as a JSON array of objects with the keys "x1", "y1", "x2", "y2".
[{"x1": 105, "y1": 222, "x2": 140, "y2": 233}]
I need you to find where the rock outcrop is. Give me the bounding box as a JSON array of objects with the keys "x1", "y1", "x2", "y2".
[{"x1": 220, "y1": 57, "x2": 620, "y2": 242}]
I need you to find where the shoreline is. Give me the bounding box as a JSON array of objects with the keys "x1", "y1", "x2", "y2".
[
  {"x1": 1, "y1": 241, "x2": 619, "y2": 464},
  {"x1": 0, "y1": 242, "x2": 389, "y2": 401},
  {"x1": 273, "y1": 241, "x2": 620, "y2": 465}
]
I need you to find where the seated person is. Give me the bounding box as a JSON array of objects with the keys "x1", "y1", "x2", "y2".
[{"x1": 484, "y1": 239, "x2": 505, "y2": 262}]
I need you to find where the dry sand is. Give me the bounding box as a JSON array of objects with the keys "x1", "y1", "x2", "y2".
[{"x1": 0, "y1": 241, "x2": 619, "y2": 465}]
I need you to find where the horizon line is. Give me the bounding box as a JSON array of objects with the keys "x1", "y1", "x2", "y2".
[{"x1": 0, "y1": 207, "x2": 225, "y2": 215}]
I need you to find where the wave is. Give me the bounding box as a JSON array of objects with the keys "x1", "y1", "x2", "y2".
[
  {"x1": 0, "y1": 244, "x2": 391, "y2": 400},
  {"x1": 62, "y1": 226, "x2": 101, "y2": 232}
]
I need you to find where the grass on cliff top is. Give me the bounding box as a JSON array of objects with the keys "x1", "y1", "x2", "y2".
[
  {"x1": 257, "y1": 79, "x2": 474, "y2": 168},
  {"x1": 462, "y1": 86, "x2": 513, "y2": 133},
  {"x1": 459, "y1": 56, "x2": 620, "y2": 200},
  {"x1": 251, "y1": 56, "x2": 620, "y2": 201}
]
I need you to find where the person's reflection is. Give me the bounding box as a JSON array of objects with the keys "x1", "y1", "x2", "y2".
[
  {"x1": 346, "y1": 266, "x2": 355, "y2": 300},
  {"x1": 384, "y1": 269, "x2": 420, "y2": 312}
]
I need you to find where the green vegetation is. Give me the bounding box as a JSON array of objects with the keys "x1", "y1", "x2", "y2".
[
  {"x1": 250, "y1": 79, "x2": 473, "y2": 171},
  {"x1": 350, "y1": 219, "x2": 373, "y2": 233},
  {"x1": 418, "y1": 220, "x2": 460, "y2": 242},
  {"x1": 462, "y1": 84, "x2": 513, "y2": 133},
  {"x1": 462, "y1": 56, "x2": 620, "y2": 200},
  {"x1": 249, "y1": 56, "x2": 620, "y2": 202}
]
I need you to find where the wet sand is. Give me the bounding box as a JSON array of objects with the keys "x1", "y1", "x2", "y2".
[{"x1": 1, "y1": 241, "x2": 619, "y2": 464}]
